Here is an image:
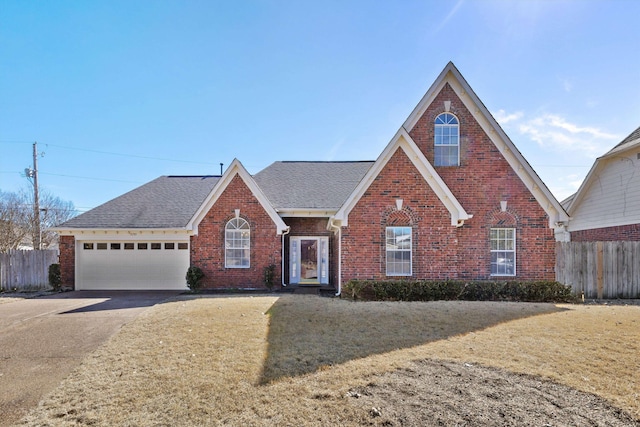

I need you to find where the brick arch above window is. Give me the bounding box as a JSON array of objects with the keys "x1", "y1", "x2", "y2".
[
  {"x1": 486, "y1": 209, "x2": 519, "y2": 227},
  {"x1": 381, "y1": 206, "x2": 419, "y2": 227}
]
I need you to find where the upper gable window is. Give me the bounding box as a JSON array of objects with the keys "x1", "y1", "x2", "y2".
[
  {"x1": 434, "y1": 113, "x2": 460, "y2": 166},
  {"x1": 225, "y1": 217, "x2": 250, "y2": 268}
]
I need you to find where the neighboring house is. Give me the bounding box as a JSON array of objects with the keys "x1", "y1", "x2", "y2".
[
  {"x1": 54, "y1": 62, "x2": 569, "y2": 292},
  {"x1": 564, "y1": 126, "x2": 640, "y2": 241}
]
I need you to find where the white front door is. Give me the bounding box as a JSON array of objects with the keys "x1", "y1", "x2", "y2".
[{"x1": 290, "y1": 236, "x2": 329, "y2": 285}]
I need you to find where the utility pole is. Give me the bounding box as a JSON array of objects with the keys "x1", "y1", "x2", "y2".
[
  {"x1": 32, "y1": 142, "x2": 41, "y2": 250},
  {"x1": 25, "y1": 142, "x2": 41, "y2": 250}
]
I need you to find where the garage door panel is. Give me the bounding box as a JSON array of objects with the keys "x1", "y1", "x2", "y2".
[{"x1": 77, "y1": 241, "x2": 189, "y2": 290}]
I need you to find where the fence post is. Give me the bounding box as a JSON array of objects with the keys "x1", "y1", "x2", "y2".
[{"x1": 596, "y1": 242, "x2": 604, "y2": 299}]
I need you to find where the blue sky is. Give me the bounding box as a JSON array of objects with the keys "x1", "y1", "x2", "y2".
[{"x1": 1, "y1": 0, "x2": 639, "y2": 214}]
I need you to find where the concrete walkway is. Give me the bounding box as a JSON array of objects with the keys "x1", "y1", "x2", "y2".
[{"x1": 0, "y1": 291, "x2": 180, "y2": 426}]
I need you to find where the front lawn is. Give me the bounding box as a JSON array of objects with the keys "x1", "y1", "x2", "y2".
[{"x1": 21, "y1": 295, "x2": 640, "y2": 426}]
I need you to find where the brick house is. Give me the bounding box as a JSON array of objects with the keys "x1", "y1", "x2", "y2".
[
  {"x1": 563, "y1": 125, "x2": 640, "y2": 241},
  {"x1": 55, "y1": 62, "x2": 569, "y2": 293}
]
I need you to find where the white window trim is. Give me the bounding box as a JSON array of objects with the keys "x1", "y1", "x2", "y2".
[
  {"x1": 434, "y1": 112, "x2": 460, "y2": 167},
  {"x1": 385, "y1": 226, "x2": 412, "y2": 277},
  {"x1": 490, "y1": 228, "x2": 516, "y2": 277},
  {"x1": 225, "y1": 218, "x2": 250, "y2": 269}
]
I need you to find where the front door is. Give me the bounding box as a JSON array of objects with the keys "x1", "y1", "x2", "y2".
[{"x1": 290, "y1": 236, "x2": 329, "y2": 285}]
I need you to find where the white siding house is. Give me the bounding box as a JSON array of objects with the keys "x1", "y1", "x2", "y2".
[{"x1": 565, "y1": 126, "x2": 640, "y2": 240}]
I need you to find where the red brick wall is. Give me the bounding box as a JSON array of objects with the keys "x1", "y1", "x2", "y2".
[
  {"x1": 570, "y1": 223, "x2": 640, "y2": 241},
  {"x1": 190, "y1": 174, "x2": 282, "y2": 289},
  {"x1": 341, "y1": 83, "x2": 556, "y2": 282},
  {"x1": 342, "y1": 148, "x2": 460, "y2": 280},
  {"x1": 59, "y1": 235, "x2": 75, "y2": 290}
]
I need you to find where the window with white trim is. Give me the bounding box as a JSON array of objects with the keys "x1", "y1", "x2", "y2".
[
  {"x1": 386, "y1": 226, "x2": 412, "y2": 276},
  {"x1": 490, "y1": 228, "x2": 515, "y2": 276},
  {"x1": 434, "y1": 112, "x2": 460, "y2": 166},
  {"x1": 225, "y1": 217, "x2": 250, "y2": 268}
]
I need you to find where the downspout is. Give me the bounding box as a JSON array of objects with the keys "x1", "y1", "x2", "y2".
[
  {"x1": 328, "y1": 218, "x2": 342, "y2": 297},
  {"x1": 281, "y1": 226, "x2": 291, "y2": 287}
]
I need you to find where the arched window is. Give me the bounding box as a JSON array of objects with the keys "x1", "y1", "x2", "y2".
[
  {"x1": 434, "y1": 112, "x2": 459, "y2": 166},
  {"x1": 225, "y1": 217, "x2": 250, "y2": 268}
]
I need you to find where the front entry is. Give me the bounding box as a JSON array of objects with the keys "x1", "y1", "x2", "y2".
[{"x1": 290, "y1": 236, "x2": 329, "y2": 285}]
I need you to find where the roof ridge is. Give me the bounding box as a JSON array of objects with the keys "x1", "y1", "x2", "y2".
[{"x1": 278, "y1": 160, "x2": 375, "y2": 163}]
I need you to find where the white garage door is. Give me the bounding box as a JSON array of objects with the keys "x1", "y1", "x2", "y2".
[{"x1": 76, "y1": 240, "x2": 190, "y2": 290}]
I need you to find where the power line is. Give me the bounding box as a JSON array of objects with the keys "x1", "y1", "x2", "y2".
[
  {"x1": 45, "y1": 143, "x2": 217, "y2": 165},
  {"x1": 0, "y1": 171, "x2": 141, "y2": 184},
  {"x1": 40, "y1": 172, "x2": 142, "y2": 184}
]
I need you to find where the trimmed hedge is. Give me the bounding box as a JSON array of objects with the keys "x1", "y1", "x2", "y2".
[{"x1": 342, "y1": 279, "x2": 575, "y2": 303}]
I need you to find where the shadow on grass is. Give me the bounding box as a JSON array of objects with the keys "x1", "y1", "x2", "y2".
[{"x1": 260, "y1": 295, "x2": 567, "y2": 384}]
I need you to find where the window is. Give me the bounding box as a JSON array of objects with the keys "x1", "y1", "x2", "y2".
[
  {"x1": 225, "y1": 217, "x2": 250, "y2": 268},
  {"x1": 151, "y1": 243, "x2": 161, "y2": 250},
  {"x1": 386, "y1": 227, "x2": 412, "y2": 276},
  {"x1": 124, "y1": 243, "x2": 134, "y2": 250},
  {"x1": 138, "y1": 243, "x2": 148, "y2": 250},
  {"x1": 490, "y1": 228, "x2": 516, "y2": 276},
  {"x1": 164, "y1": 243, "x2": 175, "y2": 250},
  {"x1": 178, "y1": 242, "x2": 188, "y2": 250},
  {"x1": 97, "y1": 243, "x2": 107, "y2": 250},
  {"x1": 434, "y1": 112, "x2": 459, "y2": 166},
  {"x1": 110, "y1": 243, "x2": 121, "y2": 250},
  {"x1": 83, "y1": 243, "x2": 94, "y2": 250}
]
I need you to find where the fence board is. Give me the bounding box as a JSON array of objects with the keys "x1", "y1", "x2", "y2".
[
  {"x1": 0, "y1": 250, "x2": 58, "y2": 291},
  {"x1": 557, "y1": 242, "x2": 640, "y2": 299}
]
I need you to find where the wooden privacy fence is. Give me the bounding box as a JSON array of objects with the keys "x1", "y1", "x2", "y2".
[
  {"x1": 556, "y1": 242, "x2": 640, "y2": 299},
  {"x1": 0, "y1": 250, "x2": 58, "y2": 291}
]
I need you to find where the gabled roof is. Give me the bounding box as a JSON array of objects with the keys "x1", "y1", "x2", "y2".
[
  {"x1": 403, "y1": 61, "x2": 568, "y2": 227},
  {"x1": 254, "y1": 161, "x2": 373, "y2": 211},
  {"x1": 565, "y1": 124, "x2": 640, "y2": 214},
  {"x1": 187, "y1": 158, "x2": 289, "y2": 235},
  {"x1": 334, "y1": 128, "x2": 472, "y2": 227},
  {"x1": 56, "y1": 175, "x2": 220, "y2": 229}
]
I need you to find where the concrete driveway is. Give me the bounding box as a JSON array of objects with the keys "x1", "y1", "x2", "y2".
[{"x1": 0, "y1": 291, "x2": 180, "y2": 426}]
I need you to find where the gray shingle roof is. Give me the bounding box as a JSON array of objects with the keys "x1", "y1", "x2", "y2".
[
  {"x1": 60, "y1": 176, "x2": 220, "y2": 229},
  {"x1": 608, "y1": 125, "x2": 640, "y2": 153},
  {"x1": 254, "y1": 161, "x2": 374, "y2": 210}
]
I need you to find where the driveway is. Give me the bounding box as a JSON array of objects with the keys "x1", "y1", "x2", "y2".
[{"x1": 0, "y1": 291, "x2": 180, "y2": 426}]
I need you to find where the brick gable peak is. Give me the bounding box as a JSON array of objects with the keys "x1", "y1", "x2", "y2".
[
  {"x1": 188, "y1": 158, "x2": 289, "y2": 235},
  {"x1": 403, "y1": 62, "x2": 568, "y2": 232},
  {"x1": 334, "y1": 128, "x2": 471, "y2": 227}
]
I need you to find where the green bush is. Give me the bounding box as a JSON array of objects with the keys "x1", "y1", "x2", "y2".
[
  {"x1": 48, "y1": 263, "x2": 62, "y2": 291},
  {"x1": 263, "y1": 264, "x2": 276, "y2": 290},
  {"x1": 185, "y1": 266, "x2": 205, "y2": 292},
  {"x1": 342, "y1": 279, "x2": 575, "y2": 303}
]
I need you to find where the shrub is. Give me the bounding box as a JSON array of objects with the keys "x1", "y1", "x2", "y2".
[
  {"x1": 48, "y1": 263, "x2": 62, "y2": 291},
  {"x1": 185, "y1": 266, "x2": 205, "y2": 292},
  {"x1": 342, "y1": 279, "x2": 575, "y2": 303},
  {"x1": 263, "y1": 264, "x2": 276, "y2": 290}
]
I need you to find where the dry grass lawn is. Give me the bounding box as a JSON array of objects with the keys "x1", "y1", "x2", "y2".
[{"x1": 20, "y1": 294, "x2": 640, "y2": 426}]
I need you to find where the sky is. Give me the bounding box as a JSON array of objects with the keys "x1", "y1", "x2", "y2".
[{"x1": 1, "y1": 0, "x2": 639, "y2": 215}]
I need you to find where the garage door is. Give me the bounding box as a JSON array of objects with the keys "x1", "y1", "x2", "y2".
[{"x1": 76, "y1": 240, "x2": 190, "y2": 290}]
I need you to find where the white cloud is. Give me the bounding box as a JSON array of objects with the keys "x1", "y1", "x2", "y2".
[
  {"x1": 493, "y1": 109, "x2": 523, "y2": 124},
  {"x1": 518, "y1": 113, "x2": 619, "y2": 157},
  {"x1": 492, "y1": 110, "x2": 620, "y2": 158}
]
